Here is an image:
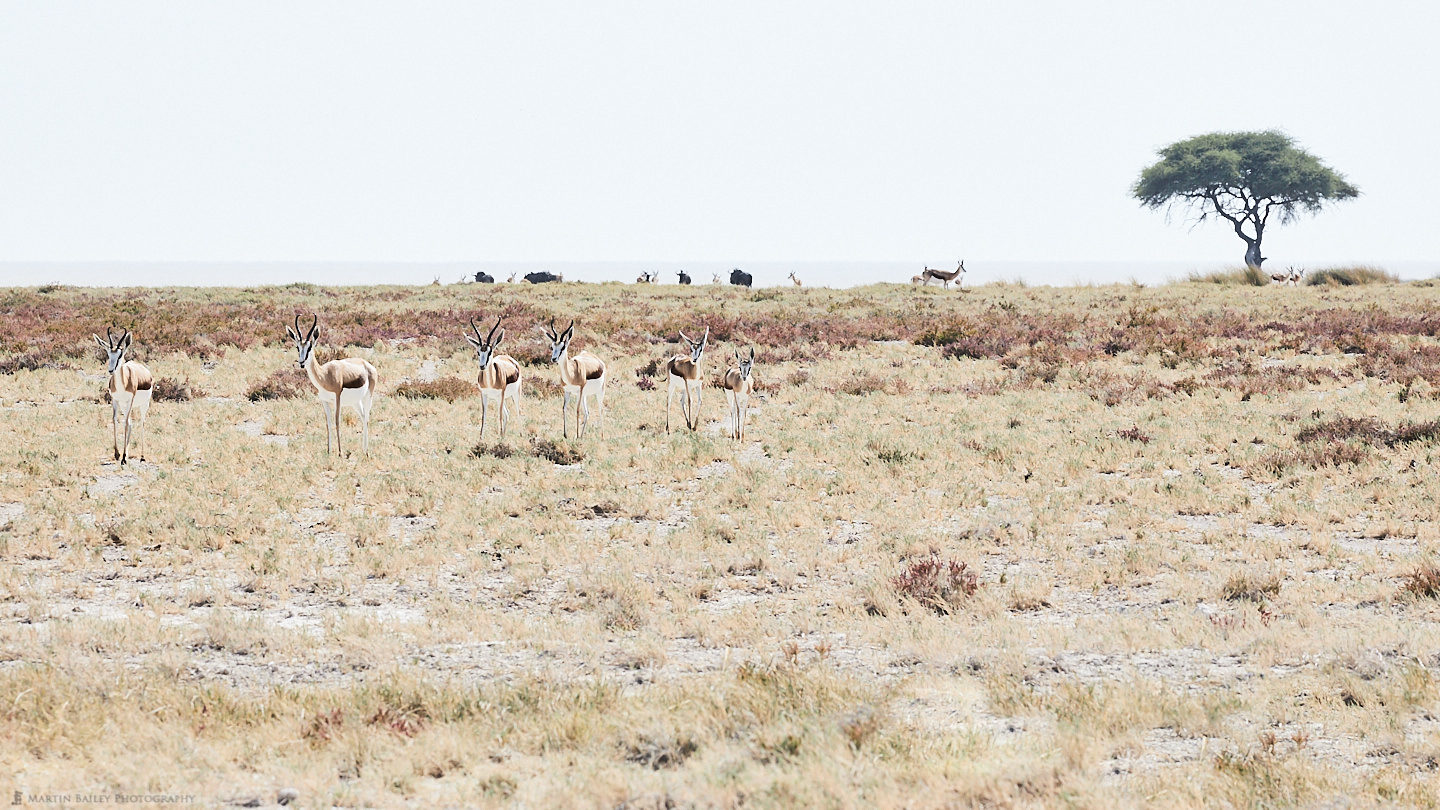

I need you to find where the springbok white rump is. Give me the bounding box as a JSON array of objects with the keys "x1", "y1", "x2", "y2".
[
  {"x1": 94, "y1": 326, "x2": 153, "y2": 464},
  {"x1": 464, "y1": 316, "x2": 522, "y2": 439},
  {"x1": 286, "y1": 314, "x2": 378, "y2": 456},
  {"x1": 542, "y1": 319, "x2": 607, "y2": 439},
  {"x1": 722, "y1": 347, "x2": 756, "y2": 441},
  {"x1": 665, "y1": 327, "x2": 709, "y2": 433}
]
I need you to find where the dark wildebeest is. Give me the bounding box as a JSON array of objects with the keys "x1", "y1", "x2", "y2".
[
  {"x1": 524, "y1": 272, "x2": 562, "y2": 284},
  {"x1": 474, "y1": 271, "x2": 495, "y2": 284},
  {"x1": 729, "y1": 268, "x2": 753, "y2": 288},
  {"x1": 677, "y1": 271, "x2": 692, "y2": 285}
]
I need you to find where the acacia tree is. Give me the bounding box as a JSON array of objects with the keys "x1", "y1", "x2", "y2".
[{"x1": 1133, "y1": 131, "x2": 1359, "y2": 269}]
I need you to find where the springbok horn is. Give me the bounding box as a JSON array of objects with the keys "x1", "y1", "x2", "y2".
[
  {"x1": 565, "y1": 320, "x2": 574, "y2": 337},
  {"x1": 488, "y1": 317, "x2": 501, "y2": 344},
  {"x1": 293, "y1": 313, "x2": 302, "y2": 339},
  {"x1": 470, "y1": 317, "x2": 485, "y2": 343},
  {"x1": 105, "y1": 326, "x2": 117, "y2": 347},
  {"x1": 307, "y1": 314, "x2": 318, "y2": 337}
]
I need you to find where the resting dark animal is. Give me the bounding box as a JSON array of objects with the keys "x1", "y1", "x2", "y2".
[
  {"x1": 474, "y1": 272, "x2": 494, "y2": 283},
  {"x1": 729, "y1": 268, "x2": 753, "y2": 288},
  {"x1": 524, "y1": 272, "x2": 562, "y2": 284}
]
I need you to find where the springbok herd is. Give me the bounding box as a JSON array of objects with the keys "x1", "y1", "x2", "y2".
[{"x1": 94, "y1": 314, "x2": 758, "y2": 463}]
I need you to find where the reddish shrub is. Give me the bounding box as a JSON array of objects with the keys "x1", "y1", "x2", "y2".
[{"x1": 891, "y1": 555, "x2": 981, "y2": 614}]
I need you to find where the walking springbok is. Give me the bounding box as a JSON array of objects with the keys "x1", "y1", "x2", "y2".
[
  {"x1": 464, "y1": 317, "x2": 522, "y2": 439},
  {"x1": 542, "y1": 319, "x2": 607, "y2": 439},
  {"x1": 922, "y1": 260, "x2": 966, "y2": 289},
  {"x1": 637, "y1": 271, "x2": 655, "y2": 284},
  {"x1": 286, "y1": 314, "x2": 378, "y2": 457},
  {"x1": 665, "y1": 327, "x2": 709, "y2": 433},
  {"x1": 788, "y1": 271, "x2": 802, "y2": 287},
  {"x1": 723, "y1": 347, "x2": 755, "y2": 441},
  {"x1": 94, "y1": 327, "x2": 152, "y2": 464},
  {"x1": 1271, "y1": 267, "x2": 1306, "y2": 286}
]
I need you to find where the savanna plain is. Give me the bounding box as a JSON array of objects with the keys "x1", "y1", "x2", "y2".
[{"x1": 2, "y1": 278, "x2": 1439, "y2": 808}]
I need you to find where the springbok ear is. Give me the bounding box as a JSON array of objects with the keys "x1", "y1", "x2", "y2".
[
  {"x1": 308, "y1": 325, "x2": 320, "y2": 341},
  {"x1": 93, "y1": 334, "x2": 107, "y2": 349},
  {"x1": 119, "y1": 333, "x2": 132, "y2": 350},
  {"x1": 463, "y1": 332, "x2": 481, "y2": 347},
  {"x1": 749, "y1": 346, "x2": 755, "y2": 360},
  {"x1": 494, "y1": 328, "x2": 505, "y2": 345}
]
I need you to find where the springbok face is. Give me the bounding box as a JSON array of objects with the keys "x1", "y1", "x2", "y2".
[
  {"x1": 285, "y1": 314, "x2": 320, "y2": 370},
  {"x1": 735, "y1": 347, "x2": 755, "y2": 380},
  {"x1": 956, "y1": 260, "x2": 966, "y2": 274},
  {"x1": 678, "y1": 327, "x2": 709, "y2": 363},
  {"x1": 544, "y1": 319, "x2": 575, "y2": 364},
  {"x1": 465, "y1": 317, "x2": 504, "y2": 368},
  {"x1": 92, "y1": 327, "x2": 132, "y2": 374}
]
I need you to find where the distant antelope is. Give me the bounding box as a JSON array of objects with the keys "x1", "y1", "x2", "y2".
[
  {"x1": 665, "y1": 328, "x2": 709, "y2": 433},
  {"x1": 922, "y1": 260, "x2": 966, "y2": 289},
  {"x1": 788, "y1": 271, "x2": 802, "y2": 287},
  {"x1": 94, "y1": 327, "x2": 152, "y2": 464},
  {"x1": 712, "y1": 273, "x2": 722, "y2": 284},
  {"x1": 722, "y1": 347, "x2": 756, "y2": 441},
  {"x1": 286, "y1": 314, "x2": 378, "y2": 456},
  {"x1": 507, "y1": 273, "x2": 518, "y2": 283},
  {"x1": 1290, "y1": 267, "x2": 1306, "y2": 286},
  {"x1": 910, "y1": 274, "x2": 924, "y2": 285},
  {"x1": 1269, "y1": 269, "x2": 1289, "y2": 285},
  {"x1": 637, "y1": 271, "x2": 655, "y2": 284},
  {"x1": 542, "y1": 319, "x2": 607, "y2": 439},
  {"x1": 464, "y1": 317, "x2": 522, "y2": 439}
]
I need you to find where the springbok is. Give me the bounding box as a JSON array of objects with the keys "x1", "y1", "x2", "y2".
[
  {"x1": 1269, "y1": 269, "x2": 1290, "y2": 285},
  {"x1": 1289, "y1": 268, "x2": 1306, "y2": 286},
  {"x1": 665, "y1": 328, "x2": 709, "y2": 433},
  {"x1": 507, "y1": 273, "x2": 518, "y2": 283},
  {"x1": 788, "y1": 271, "x2": 802, "y2": 287},
  {"x1": 722, "y1": 347, "x2": 756, "y2": 441},
  {"x1": 542, "y1": 319, "x2": 607, "y2": 439},
  {"x1": 922, "y1": 261, "x2": 966, "y2": 289},
  {"x1": 286, "y1": 314, "x2": 378, "y2": 456},
  {"x1": 712, "y1": 273, "x2": 722, "y2": 284},
  {"x1": 94, "y1": 327, "x2": 152, "y2": 464},
  {"x1": 637, "y1": 271, "x2": 654, "y2": 284},
  {"x1": 464, "y1": 317, "x2": 522, "y2": 439},
  {"x1": 910, "y1": 274, "x2": 924, "y2": 285}
]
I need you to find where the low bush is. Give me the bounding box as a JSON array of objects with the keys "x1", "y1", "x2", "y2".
[
  {"x1": 395, "y1": 376, "x2": 474, "y2": 402},
  {"x1": 1186, "y1": 266, "x2": 1270, "y2": 286},
  {"x1": 151, "y1": 376, "x2": 206, "y2": 402},
  {"x1": 246, "y1": 370, "x2": 307, "y2": 401},
  {"x1": 891, "y1": 555, "x2": 980, "y2": 614},
  {"x1": 531, "y1": 437, "x2": 584, "y2": 465},
  {"x1": 1305, "y1": 266, "x2": 1399, "y2": 286},
  {"x1": 1400, "y1": 564, "x2": 1440, "y2": 600}
]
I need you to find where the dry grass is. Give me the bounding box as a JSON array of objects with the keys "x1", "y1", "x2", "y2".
[{"x1": 2, "y1": 280, "x2": 1440, "y2": 807}]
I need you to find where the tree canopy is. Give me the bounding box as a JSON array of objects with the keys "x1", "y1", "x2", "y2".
[{"x1": 1133, "y1": 131, "x2": 1359, "y2": 268}]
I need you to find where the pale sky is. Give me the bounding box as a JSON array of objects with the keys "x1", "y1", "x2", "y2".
[{"x1": 1, "y1": 1, "x2": 1436, "y2": 276}]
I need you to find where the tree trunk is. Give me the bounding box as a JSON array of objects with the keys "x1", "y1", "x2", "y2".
[{"x1": 1244, "y1": 240, "x2": 1265, "y2": 269}]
